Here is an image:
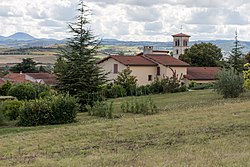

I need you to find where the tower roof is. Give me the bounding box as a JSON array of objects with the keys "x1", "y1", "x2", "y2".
[{"x1": 172, "y1": 33, "x2": 190, "y2": 37}]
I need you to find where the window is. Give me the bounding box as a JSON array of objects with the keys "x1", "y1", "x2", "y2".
[
  {"x1": 183, "y1": 40, "x2": 188, "y2": 46},
  {"x1": 148, "y1": 75, "x2": 152, "y2": 81},
  {"x1": 157, "y1": 67, "x2": 160, "y2": 76},
  {"x1": 175, "y1": 39, "x2": 180, "y2": 46},
  {"x1": 176, "y1": 49, "x2": 179, "y2": 55},
  {"x1": 114, "y1": 64, "x2": 118, "y2": 74}
]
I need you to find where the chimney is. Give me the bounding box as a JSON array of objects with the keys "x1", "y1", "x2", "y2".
[{"x1": 143, "y1": 46, "x2": 153, "y2": 55}]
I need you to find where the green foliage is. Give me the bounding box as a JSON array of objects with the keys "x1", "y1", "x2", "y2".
[
  {"x1": 188, "y1": 81, "x2": 197, "y2": 89},
  {"x1": 135, "y1": 85, "x2": 151, "y2": 96},
  {"x1": 244, "y1": 52, "x2": 250, "y2": 63},
  {"x1": 30, "y1": 83, "x2": 50, "y2": 97},
  {"x1": 214, "y1": 68, "x2": 244, "y2": 98},
  {"x1": 87, "y1": 101, "x2": 113, "y2": 119},
  {"x1": 54, "y1": 1, "x2": 107, "y2": 108},
  {"x1": 10, "y1": 58, "x2": 38, "y2": 73},
  {"x1": 7, "y1": 83, "x2": 36, "y2": 100},
  {"x1": 150, "y1": 76, "x2": 180, "y2": 94},
  {"x1": 104, "y1": 84, "x2": 127, "y2": 98},
  {"x1": 18, "y1": 94, "x2": 79, "y2": 126},
  {"x1": 228, "y1": 32, "x2": 244, "y2": 72},
  {"x1": 115, "y1": 68, "x2": 137, "y2": 96},
  {"x1": 121, "y1": 97, "x2": 158, "y2": 115},
  {"x1": 0, "y1": 81, "x2": 12, "y2": 96},
  {"x1": 243, "y1": 63, "x2": 250, "y2": 90},
  {"x1": 1, "y1": 100, "x2": 23, "y2": 120},
  {"x1": 190, "y1": 83, "x2": 214, "y2": 90},
  {"x1": 179, "y1": 42, "x2": 223, "y2": 67},
  {"x1": 0, "y1": 109, "x2": 6, "y2": 126}
]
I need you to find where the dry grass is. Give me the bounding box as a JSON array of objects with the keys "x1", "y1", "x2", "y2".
[{"x1": 0, "y1": 90, "x2": 249, "y2": 167}]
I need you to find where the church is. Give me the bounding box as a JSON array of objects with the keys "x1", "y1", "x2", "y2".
[{"x1": 98, "y1": 33, "x2": 220, "y2": 86}]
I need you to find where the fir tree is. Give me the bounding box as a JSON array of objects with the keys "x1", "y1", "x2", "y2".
[
  {"x1": 55, "y1": 1, "x2": 107, "y2": 108},
  {"x1": 229, "y1": 31, "x2": 244, "y2": 72}
]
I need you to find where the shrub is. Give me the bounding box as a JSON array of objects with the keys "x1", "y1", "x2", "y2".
[
  {"x1": 171, "y1": 85, "x2": 188, "y2": 93},
  {"x1": 136, "y1": 85, "x2": 151, "y2": 96},
  {"x1": 0, "y1": 110, "x2": 6, "y2": 126},
  {"x1": 87, "y1": 101, "x2": 113, "y2": 119},
  {"x1": 104, "y1": 84, "x2": 127, "y2": 98},
  {"x1": 31, "y1": 83, "x2": 50, "y2": 96},
  {"x1": 18, "y1": 94, "x2": 79, "y2": 126},
  {"x1": 214, "y1": 68, "x2": 244, "y2": 98},
  {"x1": 150, "y1": 76, "x2": 180, "y2": 94},
  {"x1": 7, "y1": 83, "x2": 36, "y2": 100},
  {"x1": 121, "y1": 97, "x2": 158, "y2": 115},
  {"x1": 1, "y1": 100, "x2": 23, "y2": 120},
  {"x1": 0, "y1": 81, "x2": 12, "y2": 96},
  {"x1": 190, "y1": 83, "x2": 214, "y2": 90}
]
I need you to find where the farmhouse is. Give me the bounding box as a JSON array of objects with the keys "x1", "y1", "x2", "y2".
[
  {"x1": 2, "y1": 72, "x2": 58, "y2": 86},
  {"x1": 98, "y1": 33, "x2": 220, "y2": 85}
]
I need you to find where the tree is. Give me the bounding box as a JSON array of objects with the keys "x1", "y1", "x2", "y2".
[
  {"x1": 214, "y1": 68, "x2": 244, "y2": 98},
  {"x1": 54, "y1": 1, "x2": 107, "y2": 108},
  {"x1": 228, "y1": 31, "x2": 244, "y2": 72},
  {"x1": 10, "y1": 58, "x2": 38, "y2": 73},
  {"x1": 244, "y1": 52, "x2": 250, "y2": 63},
  {"x1": 179, "y1": 42, "x2": 223, "y2": 67},
  {"x1": 115, "y1": 68, "x2": 137, "y2": 96}
]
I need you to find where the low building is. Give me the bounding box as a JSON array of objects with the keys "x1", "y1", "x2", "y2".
[
  {"x1": 184, "y1": 67, "x2": 220, "y2": 84},
  {"x1": 2, "y1": 72, "x2": 58, "y2": 86}
]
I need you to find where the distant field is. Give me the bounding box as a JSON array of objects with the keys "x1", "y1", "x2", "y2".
[
  {"x1": 0, "y1": 90, "x2": 249, "y2": 167},
  {"x1": 0, "y1": 55, "x2": 58, "y2": 66}
]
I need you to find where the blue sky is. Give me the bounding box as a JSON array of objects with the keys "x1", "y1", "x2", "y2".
[{"x1": 0, "y1": 0, "x2": 249, "y2": 41}]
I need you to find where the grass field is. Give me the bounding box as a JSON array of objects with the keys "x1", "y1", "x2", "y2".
[{"x1": 0, "y1": 90, "x2": 250, "y2": 167}]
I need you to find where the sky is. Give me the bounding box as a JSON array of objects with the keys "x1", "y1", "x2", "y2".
[{"x1": 0, "y1": 0, "x2": 250, "y2": 41}]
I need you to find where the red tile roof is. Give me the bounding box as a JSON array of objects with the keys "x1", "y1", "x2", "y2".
[
  {"x1": 98, "y1": 55, "x2": 157, "y2": 66},
  {"x1": 0, "y1": 78, "x2": 6, "y2": 86},
  {"x1": 144, "y1": 54, "x2": 190, "y2": 67},
  {"x1": 172, "y1": 33, "x2": 190, "y2": 37},
  {"x1": 185, "y1": 67, "x2": 220, "y2": 80},
  {"x1": 4, "y1": 73, "x2": 27, "y2": 83},
  {"x1": 4, "y1": 73, "x2": 58, "y2": 85}
]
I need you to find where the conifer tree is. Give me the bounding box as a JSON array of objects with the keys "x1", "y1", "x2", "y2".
[
  {"x1": 229, "y1": 31, "x2": 244, "y2": 72},
  {"x1": 55, "y1": 1, "x2": 107, "y2": 108}
]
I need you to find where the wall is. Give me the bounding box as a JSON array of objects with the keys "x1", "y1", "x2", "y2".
[
  {"x1": 159, "y1": 65, "x2": 187, "y2": 81},
  {"x1": 98, "y1": 58, "x2": 127, "y2": 82},
  {"x1": 129, "y1": 66, "x2": 157, "y2": 85}
]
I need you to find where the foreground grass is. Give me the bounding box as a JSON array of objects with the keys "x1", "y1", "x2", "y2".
[{"x1": 0, "y1": 90, "x2": 249, "y2": 167}]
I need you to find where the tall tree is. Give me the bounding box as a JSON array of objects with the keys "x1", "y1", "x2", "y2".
[
  {"x1": 10, "y1": 58, "x2": 38, "y2": 73},
  {"x1": 228, "y1": 31, "x2": 244, "y2": 72},
  {"x1": 179, "y1": 42, "x2": 223, "y2": 67},
  {"x1": 54, "y1": 1, "x2": 107, "y2": 108}
]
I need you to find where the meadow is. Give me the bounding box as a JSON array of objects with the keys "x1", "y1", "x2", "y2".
[{"x1": 0, "y1": 89, "x2": 249, "y2": 167}]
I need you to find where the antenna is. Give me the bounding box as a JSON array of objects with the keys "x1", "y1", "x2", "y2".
[{"x1": 180, "y1": 25, "x2": 183, "y2": 33}]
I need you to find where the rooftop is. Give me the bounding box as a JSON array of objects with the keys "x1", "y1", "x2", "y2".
[
  {"x1": 185, "y1": 67, "x2": 220, "y2": 80},
  {"x1": 172, "y1": 33, "x2": 191, "y2": 37}
]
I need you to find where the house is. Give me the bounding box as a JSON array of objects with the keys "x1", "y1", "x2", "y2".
[
  {"x1": 98, "y1": 32, "x2": 220, "y2": 86},
  {"x1": 2, "y1": 72, "x2": 58, "y2": 86},
  {"x1": 184, "y1": 67, "x2": 220, "y2": 84},
  {"x1": 98, "y1": 53, "x2": 190, "y2": 85}
]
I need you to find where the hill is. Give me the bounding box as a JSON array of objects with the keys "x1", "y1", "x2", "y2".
[{"x1": 0, "y1": 90, "x2": 249, "y2": 166}]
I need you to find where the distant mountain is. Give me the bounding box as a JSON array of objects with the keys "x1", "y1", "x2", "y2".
[{"x1": 7, "y1": 32, "x2": 36, "y2": 41}]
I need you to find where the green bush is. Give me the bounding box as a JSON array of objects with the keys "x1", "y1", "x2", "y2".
[
  {"x1": 87, "y1": 101, "x2": 113, "y2": 119},
  {"x1": 150, "y1": 76, "x2": 180, "y2": 94},
  {"x1": 104, "y1": 84, "x2": 127, "y2": 98},
  {"x1": 0, "y1": 81, "x2": 12, "y2": 96},
  {"x1": 1, "y1": 100, "x2": 23, "y2": 120},
  {"x1": 136, "y1": 85, "x2": 151, "y2": 96},
  {"x1": 121, "y1": 97, "x2": 158, "y2": 115},
  {"x1": 214, "y1": 69, "x2": 244, "y2": 98},
  {"x1": 0, "y1": 104, "x2": 6, "y2": 126},
  {"x1": 190, "y1": 83, "x2": 214, "y2": 90},
  {"x1": 7, "y1": 83, "x2": 37, "y2": 100},
  {"x1": 18, "y1": 94, "x2": 79, "y2": 126},
  {"x1": 171, "y1": 85, "x2": 188, "y2": 93},
  {"x1": 31, "y1": 83, "x2": 50, "y2": 96}
]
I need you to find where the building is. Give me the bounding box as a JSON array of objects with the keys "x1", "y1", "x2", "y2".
[
  {"x1": 184, "y1": 67, "x2": 220, "y2": 84},
  {"x1": 2, "y1": 72, "x2": 58, "y2": 86},
  {"x1": 172, "y1": 33, "x2": 190, "y2": 59},
  {"x1": 98, "y1": 32, "x2": 220, "y2": 86},
  {"x1": 98, "y1": 52, "x2": 190, "y2": 85}
]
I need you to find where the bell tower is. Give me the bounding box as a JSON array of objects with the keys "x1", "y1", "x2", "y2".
[{"x1": 172, "y1": 32, "x2": 190, "y2": 59}]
